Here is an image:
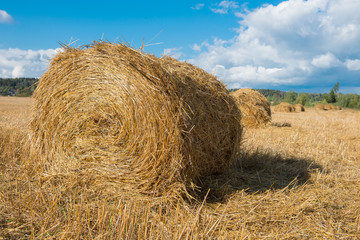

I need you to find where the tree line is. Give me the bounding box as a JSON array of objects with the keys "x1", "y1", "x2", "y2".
[
  {"x1": 232, "y1": 83, "x2": 360, "y2": 110},
  {"x1": 0, "y1": 78, "x2": 38, "y2": 97},
  {"x1": 1, "y1": 78, "x2": 360, "y2": 109}
]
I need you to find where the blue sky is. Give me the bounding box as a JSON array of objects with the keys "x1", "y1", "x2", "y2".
[{"x1": 1, "y1": 0, "x2": 360, "y2": 93}]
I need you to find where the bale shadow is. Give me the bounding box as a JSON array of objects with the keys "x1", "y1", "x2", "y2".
[{"x1": 193, "y1": 149, "x2": 324, "y2": 203}]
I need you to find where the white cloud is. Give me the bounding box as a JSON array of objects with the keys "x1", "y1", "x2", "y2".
[
  {"x1": 311, "y1": 52, "x2": 341, "y2": 68},
  {"x1": 0, "y1": 48, "x2": 62, "y2": 78},
  {"x1": 190, "y1": 0, "x2": 360, "y2": 91},
  {"x1": 210, "y1": 1, "x2": 239, "y2": 14},
  {"x1": 345, "y1": 59, "x2": 360, "y2": 71},
  {"x1": 191, "y1": 3, "x2": 205, "y2": 10},
  {"x1": 163, "y1": 47, "x2": 184, "y2": 59},
  {"x1": 191, "y1": 41, "x2": 210, "y2": 52},
  {"x1": 0, "y1": 10, "x2": 14, "y2": 24}
]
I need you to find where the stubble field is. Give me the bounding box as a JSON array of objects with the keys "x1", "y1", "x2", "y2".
[{"x1": 1, "y1": 96, "x2": 359, "y2": 239}]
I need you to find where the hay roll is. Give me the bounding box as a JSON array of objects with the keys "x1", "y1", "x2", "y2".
[
  {"x1": 273, "y1": 102, "x2": 295, "y2": 112},
  {"x1": 324, "y1": 104, "x2": 333, "y2": 110},
  {"x1": 315, "y1": 103, "x2": 325, "y2": 110},
  {"x1": 294, "y1": 104, "x2": 305, "y2": 112},
  {"x1": 30, "y1": 42, "x2": 242, "y2": 197},
  {"x1": 230, "y1": 88, "x2": 271, "y2": 128},
  {"x1": 326, "y1": 104, "x2": 342, "y2": 110}
]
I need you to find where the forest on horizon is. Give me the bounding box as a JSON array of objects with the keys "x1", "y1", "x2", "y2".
[{"x1": 1, "y1": 78, "x2": 359, "y2": 109}]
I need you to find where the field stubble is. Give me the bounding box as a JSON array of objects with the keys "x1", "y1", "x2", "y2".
[{"x1": 1, "y1": 96, "x2": 360, "y2": 239}]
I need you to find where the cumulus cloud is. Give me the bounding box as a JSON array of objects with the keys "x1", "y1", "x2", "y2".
[
  {"x1": 191, "y1": 41, "x2": 210, "y2": 52},
  {"x1": 190, "y1": 0, "x2": 360, "y2": 92},
  {"x1": 0, "y1": 48, "x2": 61, "y2": 78},
  {"x1": 0, "y1": 10, "x2": 14, "y2": 24},
  {"x1": 311, "y1": 52, "x2": 341, "y2": 68},
  {"x1": 191, "y1": 3, "x2": 205, "y2": 10},
  {"x1": 210, "y1": 1, "x2": 239, "y2": 14},
  {"x1": 345, "y1": 59, "x2": 360, "y2": 71}
]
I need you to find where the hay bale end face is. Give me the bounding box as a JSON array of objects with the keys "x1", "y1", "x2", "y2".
[
  {"x1": 294, "y1": 104, "x2": 305, "y2": 112},
  {"x1": 273, "y1": 102, "x2": 295, "y2": 112},
  {"x1": 230, "y1": 88, "x2": 271, "y2": 128},
  {"x1": 29, "y1": 42, "x2": 242, "y2": 199}
]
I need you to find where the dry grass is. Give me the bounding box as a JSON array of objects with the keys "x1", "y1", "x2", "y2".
[
  {"x1": 274, "y1": 102, "x2": 295, "y2": 112},
  {"x1": 0, "y1": 96, "x2": 33, "y2": 128},
  {"x1": 230, "y1": 88, "x2": 271, "y2": 128},
  {"x1": 28, "y1": 42, "x2": 242, "y2": 201},
  {"x1": 1, "y1": 97, "x2": 360, "y2": 239}
]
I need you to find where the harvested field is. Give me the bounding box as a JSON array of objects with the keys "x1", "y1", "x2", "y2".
[
  {"x1": 0, "y1": 96, "x2": 33, "y2": 128},
  {"x1": 1, "y1": 97, "x2": 360, "y2": 239},
  {"x1": 230, "y1": 88, "x2": 271, "y2": 128}
]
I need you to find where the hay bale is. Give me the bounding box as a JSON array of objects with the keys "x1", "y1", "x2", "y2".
[
  {"x1": 230, "y1": 88, "x2": 271, "y2": 128},
  {"x1": 315, "y1": 103, "x2": 325, "y2": 110},
  {"x1": 294, "y1": 104, "x2": 305, "y2": 112},
  {"x1": 273, "y1": 102, "x2": 295, "y2": 112},
  {"x1": 324, "y1": 104, "x2": 333, "y2": 110},
  {"x1": 327, "y1": 105, "x2": 342, "y2": 110},
  {"x1": 29, "y1": 42, "x2": 242, "y2": 198}
]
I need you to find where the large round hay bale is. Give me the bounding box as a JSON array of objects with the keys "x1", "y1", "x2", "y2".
[
  {"x1": 315, "y1": 103, "x2": 325, "y2": 110},
  {"x1": 29, "y1": 42, "x2": 242, "y2": 198},
  {"x1": 294, "y1": 104, "x2": 305, "y2": 112},
  {"x1": 273, "y1": 102, "x2": 295, "y2": 112},
  {"x1": 230, "y1": 88, "x2": 271, "y2": 128}
]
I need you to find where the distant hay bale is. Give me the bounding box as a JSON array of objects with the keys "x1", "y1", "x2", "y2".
[
  {"x1": 294, "y1": 104, "x2": 305, "y2": 112},
  {"x1": 324, "y1": 104, "x2": 333, "y2": 110},
  {"x1": 327, "y1": 105, "x2": 342, "y2": 110},
  {"x1": 273, "y1": 102, "x2": 295, "y2": 112},
  {"x1": 315, "y1": 103, "x2": 325, "y2": 110},
  {"x1": 315, "y1": 103, "x2": 341, "y2": 111},
  {"x1": 29, "y1": 42, "x2": 242, "y2": 199},
  {"x1": 230, "y1": 88, "x2": 271, "y2": 128}
]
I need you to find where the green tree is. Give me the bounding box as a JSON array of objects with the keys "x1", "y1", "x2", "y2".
[
  {"x1": 332, "y1": 82, "x2": 339, "y2": 94},
  {"x1": 285, "y1": 90, "x2": 296, "y2": 104},
  {"x1": 349, "y1": 95, "x2": 360, "y2": 108},
  {"x1": 272, "y1": 93, "x2": 281, "y2": 105},
  {"x1": 296, "y1": 93, "x2": 309, "y2": 106},
  {"x1": 328, "y1": 89, "x2": 336, "y2": 103}
]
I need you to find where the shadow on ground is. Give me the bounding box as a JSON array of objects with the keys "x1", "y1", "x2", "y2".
[{"x1": 193, "y1": 149, "x2": 324, "y2": 203}]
